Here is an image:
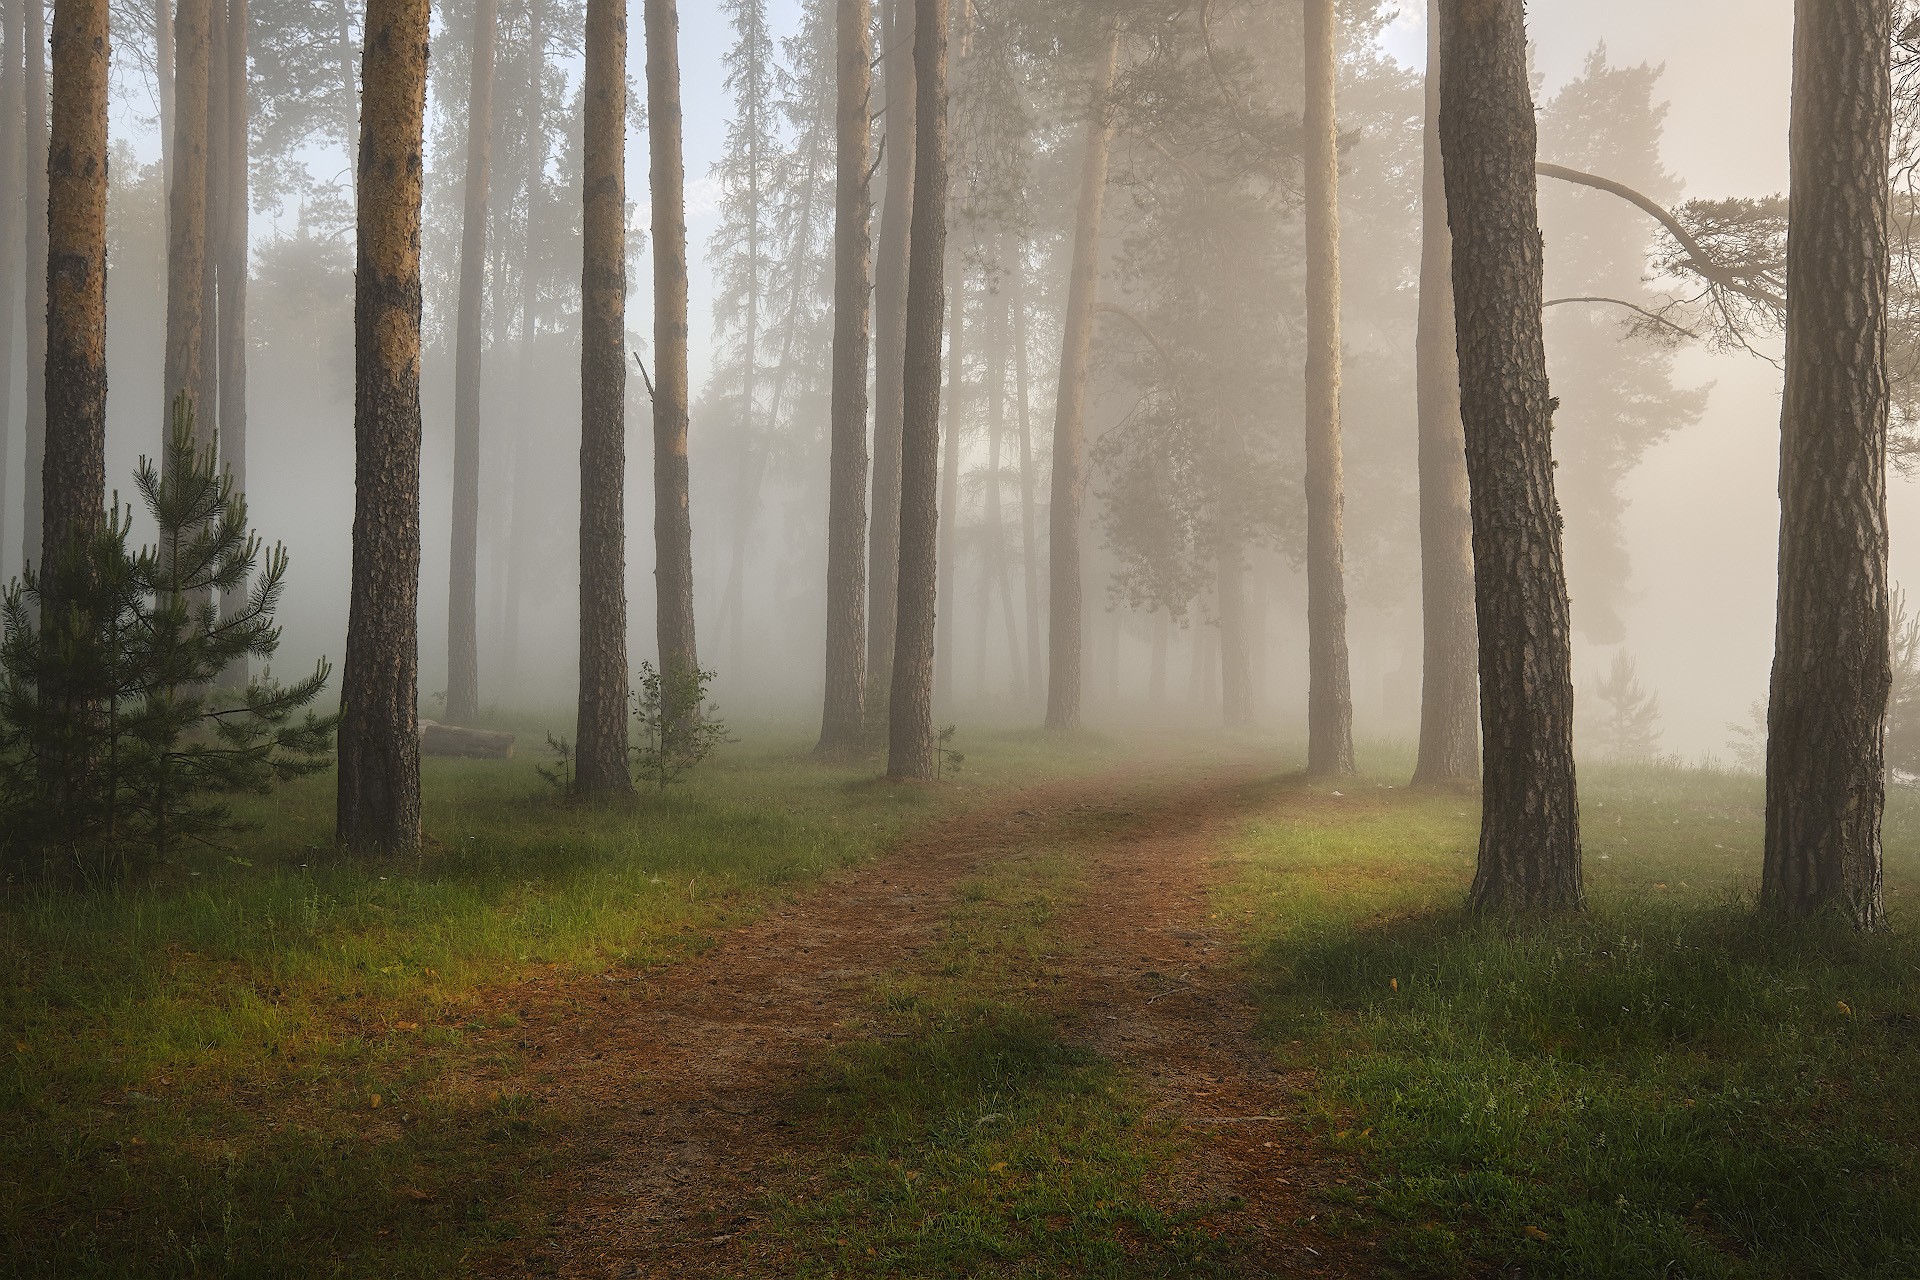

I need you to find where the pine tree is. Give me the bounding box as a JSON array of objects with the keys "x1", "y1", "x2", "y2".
[{"x1": 1590, "y1": 651, "x2": 1661, "y2": 761}]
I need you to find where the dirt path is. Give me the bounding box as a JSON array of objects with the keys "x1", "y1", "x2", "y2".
[{"x1": 475, "y1": 757, "x2": 1373, "y2": 1277}]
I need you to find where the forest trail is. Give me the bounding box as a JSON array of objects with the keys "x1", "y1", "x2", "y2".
[{"x1": 476, "y1": 755, "x2": 1375, "y2": 1277}]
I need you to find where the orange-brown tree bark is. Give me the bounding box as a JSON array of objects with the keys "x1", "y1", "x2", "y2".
[
  {"x1": 215, "y1": 0, "x2": 249, "y2": 687},
  {"x1": 1437, "y1": 0, "x2": 1582, "y2": 911},
  {"x1": 336, "y1": 0, "x2": 429, "y2": 853},
  {"x1": 1763, "y1": 0, "x2": 1895, "y2": 929},
  {"x1": 164, "y1": 0, "x2": 208, "y2": 449}
]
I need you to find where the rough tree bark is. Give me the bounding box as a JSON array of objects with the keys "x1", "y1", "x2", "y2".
[
  {"x1": 1411, "y1": 0, "x2": 1478, "y2": 787},
  {"x1": 446, "y1": 0, "x2": 497, "y2": 727},
  {"x1": 1763, "y1": 0, "x2": 1894, "y2": 930},
  {"x1": 1303, "y1": 0, "x2": 1354, "y2": 773},
  {"x1": 0, "y1": 0, "x2": 21, "y2": 576},
  {"x1": 576, "y1": 0, "x2": 633, "y2": 797},
  {"x1": 1437, "y1": 0, "x2": 1582, "y2": 912},
  {"x1": 867, "y1": 0, "x2": 914, "y2": 701},
  {"x1": 336, "y1": 0, "x2": 429, "y2": 853},
  {"x1": 42, "y1": 0, "x2": 109, "y2": 569},
  {"x1": 1044, "y1": 22, "x2": 1119, "y2": 732},
  {"x1": 162, "y1": 0, "x2": 207, "y2": 444},
  {"x1": 886, "y1": 0, "x2": 948, "y2": 780},
  {"x1": 647, "y1": 0, "x2": 699, "y2": 740},
  {"x1": 215, "y1": 0, "x2": 249, "y2": 687},
  {"x1": 816, "y1": 0, "x2": 872, "y2": 758},
  {"x1": 22, "y1": 0, "x2": 46, "y2": 569}
]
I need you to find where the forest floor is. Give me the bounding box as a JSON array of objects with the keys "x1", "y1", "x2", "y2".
[{"x1": 8, "y1": 730, "x2": 1920, "y2": 1277}]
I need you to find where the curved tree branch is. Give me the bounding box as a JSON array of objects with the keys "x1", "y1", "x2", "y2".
[{"x1": 1544, "y1": 294, "x2": 1701, "y2": 341}]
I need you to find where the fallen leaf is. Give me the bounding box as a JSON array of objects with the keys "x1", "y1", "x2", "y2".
[
  {"x1": 1523, "y1": 1225, "x2": 1551, "y2": 1242},
  {"x1": 370, "y1": 1093, "x2": 383, "y2": 1109},
  {"x1": 1838, "y1": 1000, "x2": 1853, "y2": 1016}
]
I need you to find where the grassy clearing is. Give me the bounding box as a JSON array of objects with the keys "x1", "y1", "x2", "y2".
[
  {"x1": 0, "y1": 723, "x2": 1124, "y2": 1277},
  {"x1": 752, "y1": 826, "x2": 1249, "y2": 1277},
  {"x1": 1224, "y1": 759, "x2": 1920, "y2": 1279}
]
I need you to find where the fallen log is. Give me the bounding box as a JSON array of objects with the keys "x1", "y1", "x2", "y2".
[{"x1": 419, "y1": 720, "x2": 517, "y2": 760}]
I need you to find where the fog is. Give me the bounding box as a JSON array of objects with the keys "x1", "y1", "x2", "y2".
[{"x1": 0, "y1": 0, "x2": 1884, "y2": 762}]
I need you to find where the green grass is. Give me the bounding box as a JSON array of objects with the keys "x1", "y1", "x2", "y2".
[
  {"x1": 1224, "y1": 759, "x2": 1920, "y2": 1279},
  {"x1": 0, "y1": 723, "x2": 1125, "y2": 1278}
]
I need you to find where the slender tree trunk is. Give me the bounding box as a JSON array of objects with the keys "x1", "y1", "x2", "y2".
[
  {"x1": 647, "y1": 0, "x2": 699, "y2": 739},
  {"x1": 817, "y1": 0, "x2": 872, "y2": 757},
  {"x1": 504, "y1": 0, "x2": 545, "y2": 685},
  {"x1": 446, "y1": 0, "x2": 497, "y2": 726},
  {"x1": 1437, "y1": 0, "x2": 1582, "y2": 912},
  {"x1": 216, "y1": 0, "x2": 249, "y2": 688},
  {"x1": 886, "y1": 0, "x2": 947, "y2": 780},
  {"x1": 1218, "y1": 537, "x2": 1251, "y2": 727},
  {"x1": 986, "y1": 288, "x2": 1021, "y2": 699},
  {"x1": 42, "y1": 0, "x2": 109, "y2": 570},
  {"x1": 156, "y1": 0, "x2": 171, "y2": 191},
  {"x1": 934, "y1": 262, "x2": 962, "y2": 711},
  {"x1": 1303, "y1": 0, "x2": 1354, "y2": 774},
  {"x1": 1044, "y1": 23, "x2": 1118, "y2": 732},
  {"x1": 576, "y1": 0, "x2": 632, "y2": 796},
  {"x1": 1763, "y1": 0, "x2": 1894, "y2": 929},
  {"x1": 867, "y1": 0, "x2": 914, "y2": 701},
  {"x1": 336, "y1": 0, "x2": 428, "y2": 853},
  {"x1": 1410, "y1": 0, "x2": 1478, "y2": 787},
  {"x1": 163, "y1": 0, "x2": 207, "y2": 444},
  {"x1": 1148, "y1": 608, "x2": 1167, "y2": 705},
  {"x1": 22, "y1": 0, "x2": 47, "y2": 570},
  {"x1": 0, "y1": 0, "x2": 21, "y2": 580},
  {"x1": 201, "y1": 0, "x2": 222, "y2": 428},
  {"x1": 334, "y1": 0, "x2": 355, "y2": 199},
  {"x1": 1011, "y1": 261, "x2": 1040, "y2": 703}
]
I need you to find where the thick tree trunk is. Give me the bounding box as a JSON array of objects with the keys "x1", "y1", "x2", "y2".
[
  {"x1": 885, "y1": 0, "x2": 947, "y2": 780},
  {"x1": 336, "y1": 0, "x2": 428, "y2": 853},
  {"x1": 934, "y1": 264, "x2": 962, "y2": 711},
  {"x1": 647, "y1": 0, "x2": 699, "y2": 739},
  {"x1": 816, "y1": 0, "x2": 872, "y2": 758},
  {"x1": 1045, "y1": 24, "x2": 1119, "y2": 732},
  {"x1": 1218, "y1": 538, "x2": 1251, "y2": 727},
  {"x1": 446, "y1": 0, "x2": 497, "y2": 727},
  {"x1": 216, "y1": 0, "x2": 248, "y2": 687},
  {"x1": 503, "y1": 0, "x2": 545, "y2": 684},
  {"x1": 1011, "y1": 263, "x2": 1041, "y2": 704},
  {"x1": 1411, "y1": 0, "x2": 1478, "y2": 788},
  {"x1": 867, "y1": 0, "x2": 914, "y2": 701},
  {"x1": 163, "y1": 0, "x2": 208, "y2": 444},
  {"x1": 1437, "y1": 0, "x2": 1582, "y2": 912},
  {"x1": 21, "y1": 0, "x2": 47, "y2": 571},
  {"x1": 1763, "y1": 0, "x2": 1894, "y2": 930},
  {"x1": 42, "y1": 0, "x2": 109, "y2": 569},
  {"x1": 1303, "y1": 0, "x2": 1354, "y2": 774},
  {"x1": 576, "y1": 0, "x2": 632, "y2": 797},
  {"x1": 0, "y1": 0, "x2": 21, "y2": 579}
]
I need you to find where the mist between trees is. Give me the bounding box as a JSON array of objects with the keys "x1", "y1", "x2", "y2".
[{"x1": 0, "y1": 0, "x2": 1916, "y2": 912}]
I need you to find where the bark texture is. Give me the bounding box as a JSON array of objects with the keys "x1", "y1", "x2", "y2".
[
  {"x1": 22, "y1": 0, "x2": 46, "y2": 569},
  {"x1": 42, "y1": 0, "x2": 109, "y2": 568},
  {"x1": 336, "y1": 0, "x2": 428, "y2": 853},
  {"x1": 816, "y1": 0, "x2": 872, "y2": 758},
  {"x1": 1303, "y1": 0, "x2": 1354, "y2": 775},
  {"x1": 1437, "y1": 0, "x2": 1582, "y2": 912},
  {"x1": 867, "y1": 0, "x2": 914, "y2": 698},
  {"x1": 1411, "y1": 0, "x2": 1478, "y2": 787},
  {"x1": 1044, "y1": 24, "x2": 1119, "y2": 732},
  {"x1": 647, "y1": 0, "x2": 699, "y2": 735},
  {"x1": 0, "y1": 0, "x2": 21, "y2": 575},
  {"x1": 1763, "y1": 0, "x2": 1894, "y2": 930},
  {"x1": 163, "y1": 0, "x2": 208, "y2": 444},
  {"x1": 577, "y1": 0, "x2": 632, "y2": 797},
  {"x1": 446, "y1": 0, "x2": 496, "y2": 727},
  {"x1": 885, "y1": 0, "x2": 948, "y2": 780}
]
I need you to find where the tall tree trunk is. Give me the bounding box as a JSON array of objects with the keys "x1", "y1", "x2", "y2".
[
  {"x1": 1763, "y1": 0, "x2": 1894, "y2": 929},
  {"x1": 156, "y1": 0, "x2": 172, "y2": 191},
  {"x1": 22, "y1": 0, "x2": 47, "y2": 571},
  {"x1": 1148, "y1": 608, "x2": 1167, "y2": 705},
  {"x1": 1218, "y1": 537, "x2": 1250, "y2": 727},
  {"x1": 446, "y1": 0, "x2": 497, "y2": 727},
  {"x1": 43, "y1": 0, "x2": 109, "y2": 569},
  {"x1": 0, "y1": 0, "x2": 21, "y2": 580},
  {"x1": 216, "y1": 0, "x2": 248, "y2": 686},
  {"x1": 1011, "y1": 260, "x2": 1040, "y2": 704},
  {"x1": 934, "y1": 262, "x2": 962, "y2": 711},
  {"x1": 867, "y1": 0, "x2": 914, "y2": 703},
  {"x1": 1437, "y1": 0, "x2": 1582, "y2": 912},
  {"x1": 333, "y1": 0, "x2": 355, "y2": 199},
  {"x1": 1303, "y1": 0, "x2": 1354, "y2": 774},
  {"x1": 647, "y1": 0, "x2": 699, "y2": 739},
  {"x1": 163, "y1": 0, "x2": 207, "y2": 444},
  {"x1": 504, "y1": 0, "x2": 545, "y2": 685},
  {"x1": 1410, "y1": 0, "x2": 1478, "y2": 788},
  {"x1": 986, "y1": 286, "x2": 1022, "y2": 699},
  {"x1": 816, "y1": 0, "x2": 872, "y2": 758},
  {"x1": 336, "y1": 0, "x2": 428, "y2": 853},
  {"x1": 1044, "y1": 23, "x2": 1118, "y2": 731},
  {"x1": 576, "y1": 0, "x2": 632, "y2": 796},
  {"x1": 886, "y1": 0, "x2": 947, "y2": 780},
  {"x1": 201, "y1": 0, "x2": 222, "y2": 428}
]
